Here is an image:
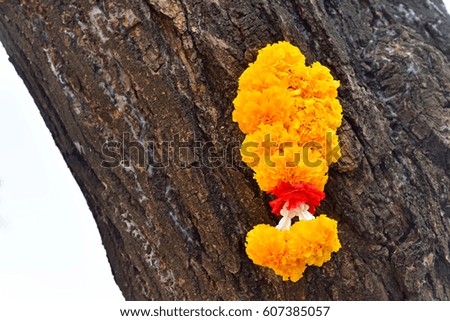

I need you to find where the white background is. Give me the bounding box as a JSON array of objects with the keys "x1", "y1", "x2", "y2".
[
  {"x1": 0, "y1": 2, "x2": 449, "y2": 302},
  {"x1": 0, "y1": 42, "x2": 123, "y2": 300}
]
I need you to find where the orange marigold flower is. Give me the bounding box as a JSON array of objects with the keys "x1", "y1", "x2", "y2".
[
  {"x1": 287, "y1": 121, "x2": 341, "y2": 165},
  {"x1": 245, "y1": 215, "x2": 340, "y2": 282},
  {"x1": 289, "y1": 62, "x2": 340, "y2": 99},
  {"x1": 289, "y1": 215, "x2": 341, "y2": 267},
  {"x1": 251, "y1": 147, "x2": 329, "y2": 192},
  {"x1": 241, "y1": 122, "x2": 295, "y2": 165},
  {"x1": 237, "y1": 42, "x2": 306, "y2": 93},
  {"x1": 235, "y1": 41, "x2": 343, "y2": 282},
  {"x1": 291, "y1": 97, "x2": 342, "y2": 135},
  {"x1": 245, "y1": 224, "x2": 307, "y2": 282},
  {"x1": 233, "y1": 87, "x2": 296, "y2": 135}
]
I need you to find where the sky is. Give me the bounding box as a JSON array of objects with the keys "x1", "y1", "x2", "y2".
[
  {"x1": 0, "y1": 2, "x2": 449, "y2": 303},
  {"x1": 0, "y1": 43, "x2": 123, "y2": 301}
]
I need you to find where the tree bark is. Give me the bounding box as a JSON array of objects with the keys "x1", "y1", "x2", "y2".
[{"x1": 0, "y1": 0, "x2": 449, "y2": 300}]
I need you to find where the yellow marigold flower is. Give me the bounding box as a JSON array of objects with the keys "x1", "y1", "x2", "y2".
[
  {"x1": 241, "y1": 123, "x2": 341, "y2": 175},
  {"x1": 237, "y1": 63, "x2": 289, "y2": 93},
  {"x1": 235, "y1": 41, "x2": 343, "y2": 282},
  {"x1": 233, "y1": 87, "x2": 296, "y2": 134},
  {"x1": 240, "y1": 122, "x2": 331, "y2": 192},
  {"x1": 252, "y1": 147, "x2": 329, "y2": 192},
  {"x1": 257, "y1": 41, "x2": 306, "y2": 69},
  {"x1": 237, "y1": 42, "x2": 306, "y2": 92},
  {"x1": 288, "y1": 122, "x2": 341, "y2": 164},
  {"x1": 245, "y1": 224, "x2": 307, "y2": 282},
  {"x1": 289, "y1": 215, "x2": 341, "y2": 267},
  {"x1": 289, "y1": 62, "x2": 340, "y2": 100},
  {"x1": 245, "y1": 224, "x2": 287, "y2": 269},
  {"x1": 292, "y1": 97, "x2": 342, "y2": 133},
  {"x1": 241, "y1": 122, "x2": 295, "y2": 165},
  {"x1": 245, "y1": 215, "x2": 340, "y2": 282}
]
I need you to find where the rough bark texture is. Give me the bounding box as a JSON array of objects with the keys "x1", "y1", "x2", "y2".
[{"x1": 0, "y1": 0, "x2": 449, "y2": 300}]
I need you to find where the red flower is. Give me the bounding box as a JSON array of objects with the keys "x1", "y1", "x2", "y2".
[{"x1": 269, "y1": 182, "x2": 325, "y2": 216}]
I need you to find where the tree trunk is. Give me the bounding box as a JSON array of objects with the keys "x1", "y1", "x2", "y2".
[{"x1": 0, "y1": 0, "x2": 449, "y2": 300}]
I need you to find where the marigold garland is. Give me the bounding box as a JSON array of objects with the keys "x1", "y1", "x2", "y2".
[{"x1": 233, "y1": 41, "x2": 342, "y2": 282}]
